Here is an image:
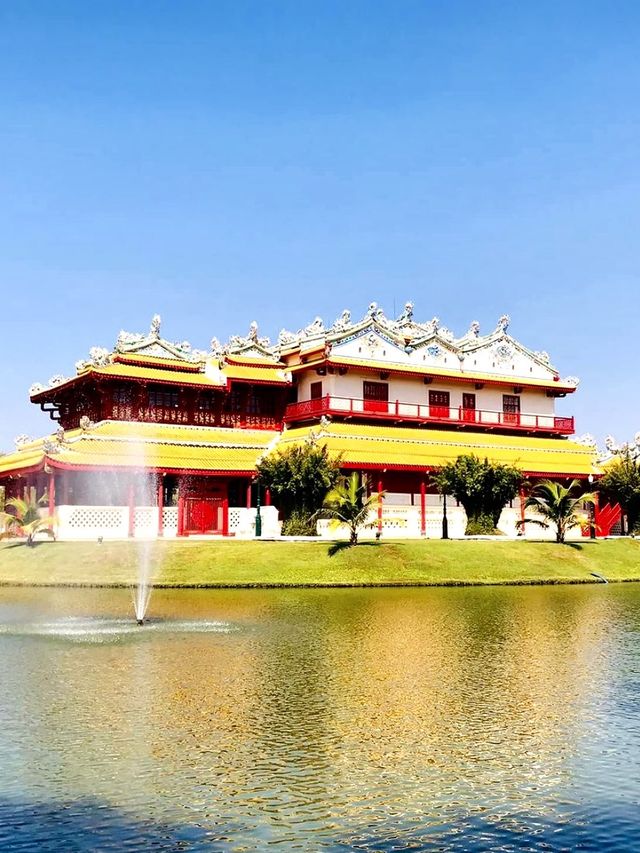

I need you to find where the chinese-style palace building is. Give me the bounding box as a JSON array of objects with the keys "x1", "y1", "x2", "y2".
[{"x1": 0, "y1": 303, "x2": 608, "y2": 540}]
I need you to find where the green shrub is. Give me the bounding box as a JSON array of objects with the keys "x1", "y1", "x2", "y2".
[
  {"x1": 434, "y1": 454, "x2": 522, "y2": 536},
  {"x1": 464, "y1": 515, "x2": 499, "y2": 536},
  {"x1": 281, "y1": 510, "x2": 318, "y2": 536}
]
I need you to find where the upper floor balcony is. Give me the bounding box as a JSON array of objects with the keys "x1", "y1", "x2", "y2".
[{"x1": 284, "y1": 395, "x2": 575, "y2": 435}]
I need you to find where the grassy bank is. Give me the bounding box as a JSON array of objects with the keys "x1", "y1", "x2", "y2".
[{"x1": 0, "y1": 538, "x2": 639, "y2": 587}]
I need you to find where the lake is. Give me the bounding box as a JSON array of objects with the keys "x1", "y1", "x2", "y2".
[{"x1": 0, "y1": 584, "x2": 638, "y2": 851}]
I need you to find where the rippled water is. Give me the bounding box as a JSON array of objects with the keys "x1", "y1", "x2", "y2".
[{"x1": 0, "y1": 584, "x2": 639, "y2": 851}]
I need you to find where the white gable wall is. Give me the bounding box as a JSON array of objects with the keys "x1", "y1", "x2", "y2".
[{"x1": 330, "y1": 330, "x2": 558, "y2": 382}]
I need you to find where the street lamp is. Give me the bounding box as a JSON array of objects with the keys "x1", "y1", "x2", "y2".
[
  {"x1": 588, "y1": 473, "x2": 596, "y2": 539},
  {"x1": 255, "y1": 479, "x2": 262, "y2": 538},
  {"x1": 442, "y1": 492, "x2": 449, "y2": 540}
]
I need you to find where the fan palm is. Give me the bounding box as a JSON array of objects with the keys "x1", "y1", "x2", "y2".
[
  {"x1": 517, "y1": 479, "x2": 595, "y2": 543},
  {"x1": 318, "y1": 472, "x2": 383, "y2": 545},
  {"x1": 0, "y1": 492, "x2": 55, "y2": 546}
]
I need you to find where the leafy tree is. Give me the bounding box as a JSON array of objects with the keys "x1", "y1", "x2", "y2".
[
  {"x1": 516, "y1": 479, "x2": 595, "y2": 543},
  {"x1": 0, "y1": 492, "x2": 55, "y2": 546},
  {"x1": 317, "y1": 471, "x2": 383, "y2": 544},
  {"x1": 257, "y1": 441, "x2": 341, "y2": 535},
  {"x1": 598, "y1": 450, "x2": 640, "y2": 534},
  {"x1": 434, "y1": 454, "x2": 522, "y2": 535}
]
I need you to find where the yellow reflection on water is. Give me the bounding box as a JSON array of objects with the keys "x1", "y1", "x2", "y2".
[{"x1": 0, "y1": 583, "x2": 636, "y2": 846}]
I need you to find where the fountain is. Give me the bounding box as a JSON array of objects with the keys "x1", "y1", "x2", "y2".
[
  {"x1": 132, "y1": 581, "x2": 152, "y2": 625},
  {"x1": 87, "y1": 430, "x2": 158, "y2": 625},
  {"x1": 129, "y1": 456, "x2": 157, "y2": 626}
]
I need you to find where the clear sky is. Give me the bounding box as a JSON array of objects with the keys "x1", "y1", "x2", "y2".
[{"x1": 1, "y1": 1, "x2": 639, "y2": 450}]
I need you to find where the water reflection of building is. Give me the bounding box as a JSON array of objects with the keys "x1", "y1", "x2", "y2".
[
  {"x1": 4, "y1": 587, "x2": 624, "y2": 845},
  {"x1": 0, "y1": 306, "x2": 598, "y2": 540}
]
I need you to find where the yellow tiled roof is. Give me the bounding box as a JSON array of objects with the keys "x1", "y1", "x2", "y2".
[
  {"x1": 0, "y1": 419, "x2": 598, "y2": 479},
  {"x1": 0, "y1": 421, "x2": 279, "y2": 475},
  {"x1": 113, "y1": 353, "x2": 205, "y2": 370},
  {"x1": 277, "y1": 423, "x2": 598, "y2": 477},
  {"x1": 30, "y1": 364, "x2": 225, "y2": 399},
  {"x1": 0, "y1": 441, "x2": 48, "y2": 475},
  {"x1": 90, "y1": 364, "x2": 225, "y2": 387},
  {"x1": 291, "y1": 355, "x2": 576, "y2": 393},
  {"x1": 223, "y1": 364, "x2": 290, "y2": 384},
  {"x1": 30, "y1": 361, "x2": 291, "y2": 401},
  {"x1": 224, "y1": 354, "x2": 285, "y2": 367}
]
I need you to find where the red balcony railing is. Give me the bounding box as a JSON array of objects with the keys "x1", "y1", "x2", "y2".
[{"x1": 285, "y1": 395, "x2": 575, "y2": 435}]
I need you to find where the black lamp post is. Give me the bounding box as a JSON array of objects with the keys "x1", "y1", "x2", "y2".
[
  {"x1": 588, "y1": 474, "x2": 596, "y2": 539},
  {"x1": 255, "y1": 480, "x2": 262, "y2": 538},
  {"x1": 442, "y1": 493, "x2": 449, "y2": 540}
]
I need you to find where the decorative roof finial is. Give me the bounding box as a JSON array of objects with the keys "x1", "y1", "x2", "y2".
[
  {"x1": 468, "y1": 320, "x2": 480, "y2": 338},
  {"x1": 249, "y1": 321, "x2": 259, "y2": 342},
  {"x1": 331, "y1": 309, "x2": 352, "y2": 332},
  {"x1": 150, "y1": 314, "x2": 161, "y2": 338},
  {"x1": 496, "y1": 314, "x2": 510, "y2": 333},
  {"x1": 397, "y1": 301, "x2": 414, "y2": 323}
]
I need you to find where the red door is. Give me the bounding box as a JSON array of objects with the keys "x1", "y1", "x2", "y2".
[
  {"x1": 184, "y1": 497, "x2": 224, "y2": 534},
  {"x1": 503, "y1": 394, "x2": 521, "y2": 426},
  {"x1": 429, "y1": 390, "x2": 450, "y2": 420},
  {"x1": 363, "y1": 381, "x2": 389, "y2": 413},
  {"x1": 462, "y1": 393, "x2": 476, "y2": 423}
]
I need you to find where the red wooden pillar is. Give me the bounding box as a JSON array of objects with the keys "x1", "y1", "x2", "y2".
[
  {"x1": 222, "y1": 497, "x2": 229, "y2": 536},
  {"x1": 157, "y1": 475, "x2": 164, "y2": 537},
  {"x1": 377, "y1": 477, "x2": 383, "y2": 533},
  {"x1": 48, "y1": 472, "x2": 56, "y2": 517},
  {"x1": 265, "y1": 488, "x2": 271, "y2": 506},
  {"x1": 420, "y1": 479, "x2": 427, "y2": 536},
  {"x1": 246, "y1": 480, "x2": 252, "y2": 509},
  {"x1": 128, "y1": 481, "x2": 135, "y2": 538}
]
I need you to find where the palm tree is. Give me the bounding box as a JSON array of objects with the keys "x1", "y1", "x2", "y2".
[
  {"x1": 0, "y1": 492, "x2": 55, "y2": 546},
  {"x1": 318, "y1": 472, "x2": 383, "y2": 545},
  {"x1": 517, "y1": 479, "x2": 595, "y2": 543}
]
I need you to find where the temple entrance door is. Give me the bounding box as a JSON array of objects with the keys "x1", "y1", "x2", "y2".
[
  {"x1": 184, "y1": 497, "x2": 224, "y2": 534},
  {"x1": 363, "y1": 381, "x2": 389, "y2": 414},
  {"x1": 461, "y1": 393, "x2": 477, "y2": 423}
]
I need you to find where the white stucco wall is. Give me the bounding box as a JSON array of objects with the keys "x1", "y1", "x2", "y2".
[{"x1": 295, "y1": 368, "x2": 556, "y2": 420}]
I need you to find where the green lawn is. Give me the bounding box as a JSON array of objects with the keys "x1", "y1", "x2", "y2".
[{"x1": 0, "y1": 538, "x2": 639, "y2": 587}]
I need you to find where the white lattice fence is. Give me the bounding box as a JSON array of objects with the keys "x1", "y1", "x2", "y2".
[
  {"x1": 57, "y1": 506, "x2": 129, "y2": 540},
  {"x1": 134, "y1": 507, "x2": 156, "y2": 538},
  {"x1": 162, "y1": 507, "x2": 178, "y2": 537}
]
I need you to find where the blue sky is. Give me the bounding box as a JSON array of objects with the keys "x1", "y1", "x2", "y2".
[{"x1": 1, "y1": 1, "x2": 639, "y2": 449}]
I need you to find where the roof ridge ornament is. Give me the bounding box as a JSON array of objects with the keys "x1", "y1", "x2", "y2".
[
  {"x1": 330, "y1": 309, "x2": 352, "y2": 332},
  {"x1": 301, "y1": 317, "x2": 325, "y2": 337},
  {"x1": 226, "y1": 321, "x2": 272, "y2": 353},
  {"x1": 396, "y1": 301, "x2": 414, "y2": 324},
  {"x1": 14, "y1": 434, "x2": 34, "y2": 448},
  {"x1": 150, "y1": 314, "x2": 161, "y2": 339},
  {"x1": 209, "y1": 336, "x2": 223, "y2": 357},
  {"x1": 496, "y1": 314, "x2": 510, "y2": 333}
]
